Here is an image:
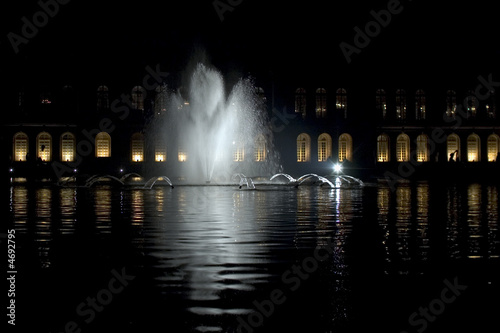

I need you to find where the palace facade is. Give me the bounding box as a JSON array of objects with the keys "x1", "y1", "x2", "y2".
[{"x1": 4, "y1": 74, "x2": 500, "y2": 183}]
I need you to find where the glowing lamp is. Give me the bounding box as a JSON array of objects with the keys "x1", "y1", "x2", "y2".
[{"x1": 333, "y1": 163, "x2": 342, "y2": 174}]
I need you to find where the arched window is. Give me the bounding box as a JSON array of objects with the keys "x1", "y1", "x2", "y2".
[
  {"x1": 60, "y1": 132, "x2": 75, "y2": 162},
  {"x1": 132, "y1": 86, "x2": 146, "y2": 110},
  {"x1": 233, "y1": 140, "x2": 245, "y2": 162},
  {"x1": 377, "y1": 134, "x2": 390, "y2": 162},
  {"x1": 37, "y1": 132, "x2": 52, "y2": 162},
  {"x1": 486, "y1": 91, "x2": 496, "y2": 119},
  {"x1": 415, "y1": 89, "x2": 426, "y2": 120},
  {"x1": 317, "y1": 133, "x2": 332, "y2": 162},
  {"x1": 97, "y1": 85, "x2": 109, "y2": 109},
  {"x1": 376, "y1": 89, "x2": 387, "y2": 119},
  {"x1": 178, "y1": 147, "x2": 187, "y2": 162},
  {"x1": 297, "y1": 133, "x2": 311, "y2": 162},
  {"x1": 155, "y1": 139, "x2": 166, "y2": 162},
  {"x1": 465, "y1": 90, "x2": 478, "y2": 118},
  {"x1": 487, "y1": 134, "x2": 500, "y2": 162},
  {"x1": 338, "y1": 133, "x2": 353, "y2": 162},
  {"x1": 446, "y1": 90, "x2": 457, "y2": 118},
  {"x1": 254, "y1": 135, "x2": 266, "y2": 162},
  {"x1": 154, "y1": 84, "x2": 168, "y2": 116},
  {"x1": 467, "y1": 133, "x2": 480, "y2": 162},
  {"x1": 396, "y1": 133, "x2": 410, "y2": 162},
  {"x1": 13, "y1": 132, "x2": 28, "y2": 162},
  {"x1": 447, "y1": 133, "x2": 460, "y2": 162},
  {"x1": 95, "y1": 132, "x2": 111, "y2": 158},
  {"x1": 131, "y1": 132, "x2": 145, "y2": 162},
  {"x1": 295, "y1": 88, "x2": 307, "y2": 118},
  {"x1": 396, "y1": 89, "x2": 407, "y2": 120},
  {"x1": 336, "y1": 88, "x2": 347, "y2": 118},
  {"x1": 315, "y1": 88, "x2": 327, "y2": 118},
  {"x1": 416, "y1": 134, "x2": 429, "y2": 162}
]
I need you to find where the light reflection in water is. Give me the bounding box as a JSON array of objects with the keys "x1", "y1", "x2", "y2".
[
  {"x1": 60, "y1": 188, "x2": 77, "y2": 235},
  {"x1": 378, "y1": 181, "x2": 500, "y2": 271},
  {"x1": 487, "y1": 186, "x2": 499, "y2": 258},
  {"x1": 447, "y1": 184, "x2": 462, "y2": 259},
  {"x1": 328, "y1": 187, "x2": 358, "y2": 328},
  {"x1": 467, "y1": 183, "x2": 483, "y2": 258},
  {"x1": 11, "y1": 186, "x2": 28, "y2": 232},
  {"x1": 416, "y1": 182, "x2": 430, "y2": 260},
  {"x1": 7, "y1": 182, "x2": 500, "y2": 332},
  {"x1": 93, "y1": 186, "x2": 112, "y2": 233},
  {"x1": 36, "y1": 188, "x2": 52, "y2": 268},
  {"x1": 155, "y1": 187, "x2": 164, "y2": 213},
  {"x1": 395, "y1": 184, "x2": 411, "y2": 274},
  {"x1": 131, "y1": 190, "x2": 144, "y2": 226},
  {"x1": 148, "y1": 187, "x2": 265, "y2": 320}
]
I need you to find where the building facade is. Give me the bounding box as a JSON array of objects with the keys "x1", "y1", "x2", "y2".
[{"x1": 4, "y1": 76, "x2": 500, "y2": 183}]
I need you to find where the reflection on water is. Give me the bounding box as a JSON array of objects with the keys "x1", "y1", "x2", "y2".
[
  {"x1": 60, "y1": 188, "x2": 76, "y2": 235},
  {"x1": 11, "y1": 186, "x2": 28, "y2": 232},
  {"x1": 36, "y1": 188, "x2": 52, "y2": 267},
  {"x1": 487, "y1": 186, "x2": 499, "y2": 258},
  {"x1": 467, "y1": 184, "x2": 482, "y2": 258},
  {"x1": 8, "y1": 181, "x2": 500, "y2": 332},
  {"x1": 376, "y1": 182, "x2": 500, "y2": 275},
  {"x1": 94, "y1": 186, "x2": 112, "y2": 233},
  {"x1": 416, "y1": 182, "x2": 430, "y2": 261}
]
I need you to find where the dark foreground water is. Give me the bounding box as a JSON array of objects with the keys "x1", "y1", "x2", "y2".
[{"x1": 7, "y1": 181, "x2": 500, "y2": 333}]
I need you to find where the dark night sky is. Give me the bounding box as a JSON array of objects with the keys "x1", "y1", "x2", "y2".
[{"x1": 1, "y1": 0, "x2": 499, "y2": 93}]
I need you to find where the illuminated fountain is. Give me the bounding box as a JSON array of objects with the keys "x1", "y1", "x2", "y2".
[
  {"x1": 157, "y1": 63, "x2": 279, "y2": 184},
  {"x1": 269, "y1": 163, "x2": 364, "y2": 189}
]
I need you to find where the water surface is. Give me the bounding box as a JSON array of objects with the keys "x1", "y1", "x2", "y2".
[{"x1": 8, "y1": 181, "x2": 500, "y2": 332}]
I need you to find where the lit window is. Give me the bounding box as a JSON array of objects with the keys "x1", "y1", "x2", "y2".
[
  {"x1": 254, "y1": 135, "x2": 266, "y2": 162},
  {"x1": 376, "y1": 89, "x2": 387, "y2": 119},
  {"x1": 396, "y1": 89, "x2": 406, "y2": 120},
  {"x1": 447, "y1": 133, "x2": 460, "y2": 162},
  {"x1": 97, "y1": 85, "x2": 109, "y2": 109},
  {"x1": 336, "y1": 88, "x2": 347, "y2": 118},
  {"x1": 60, "y1": 132, "x2": 75, "y2": 162},
  {"x1": 178, "y1": 148, "x2": 187, "y2": 162},
  {"x1": 465, "y1": 91, "x2": 478, "y2": 118},
  {"x1": 467, "y1": 134, "x2": 480, "y2": 162},
  {"x1": 13, "y1": 132, "x2": 28, "y2": 162},
  {"x1": 317, "y1": 133, "x2": 332, "y2": 162},
  {"x1": 396, "y1": 133, "x2": 410, "y2": 162},
  {"x1": 155, "y1": 140, "x2": 166, "y2": 162},
  {"x1": 297, "y1": 133, "x2": 311, "y2": 162},
  {"x1": 131, "y1": 133, "x2": 144, "y2": 162},
  {"x1": 233, "y1": 141, "x2": 245, "y2": 162},
  {"x1": 415, "y1": 89, "x2": 426, "y2": 120},
  {"x1": 95, "y1": 132, "x2": 111, "y2": 158},
  {"x1": 132, "y1": 86, "x2": 145, "y2": 110},
  {"x1": 37, "y1": 132, "x2": 52, "y2": 162},
  {"x1": 446, "y1": 90, "x2": 457, "y2": 118},
  {"x1": 315, "y1": 88, "x2": 327, "y2": 118},
  {"x1": 487, "y1": 134, "x2": 500, "y2": 162},
  {"x1": 377, "y1": 134, "x2": 390, "y2": 162},
  {"x1": 295, "y1": 88, "x2": 307, "y2": 118},
  {"x1": 338, "y1": 133, "x2": 352, "y2": 162},
  {"x1": 416, "y1": 134, "x2": 429, "y2": 162}
]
